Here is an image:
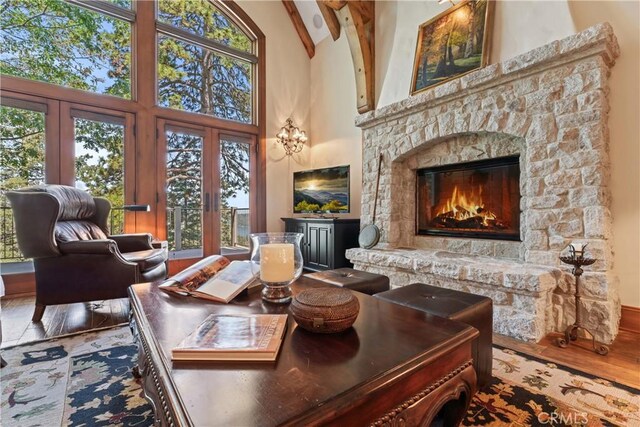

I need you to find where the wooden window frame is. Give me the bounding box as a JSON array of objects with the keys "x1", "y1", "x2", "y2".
[{"x1": 1, "y1": 0, "x2": 267, "y2": 245}]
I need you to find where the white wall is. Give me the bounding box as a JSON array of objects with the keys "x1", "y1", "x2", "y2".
[
  {"x1": 237, "y1": 1, "x2": 311, "y2": 232},
  {"x1": 568, "y1": 1, "x2": 640, "y2": 308},
  {"x1": 302, "y1": 1, "x2": 639, "y2": 307},
  {"x1": 307, "y1": 35, "x2": 362, "y2": 220}
]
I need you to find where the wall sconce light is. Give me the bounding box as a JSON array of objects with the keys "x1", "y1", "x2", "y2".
[{"x1": 276, "y1": 118, "x2": 307, "y2": 156}]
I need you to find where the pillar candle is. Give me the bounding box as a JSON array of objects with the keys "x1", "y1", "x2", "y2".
[{"x1": 260, "y1": 243, "x2": 294, "y2": 283}]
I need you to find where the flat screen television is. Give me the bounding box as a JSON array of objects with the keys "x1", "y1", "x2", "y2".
[{"x1": 293, "y1": 165, "x2": 350, "y2": 213}]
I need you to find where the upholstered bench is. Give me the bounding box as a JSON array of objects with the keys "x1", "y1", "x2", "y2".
[
  {"x1": 304, "y1": 268, "x2": 390, "y2": 295},
  {"x1": 375, "y1": 283, "x2": 493, "y2": 389}
]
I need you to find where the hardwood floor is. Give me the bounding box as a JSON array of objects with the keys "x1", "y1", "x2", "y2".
[
  {"x1": 495, "y1": 331, "x2": 640, "y2": 389},
  {"x1": 1, "y1": 296, "x2": 129, "y2": 348},
  {"x1": 2, "y1": 296, "x2": 639, "y2": 390}
]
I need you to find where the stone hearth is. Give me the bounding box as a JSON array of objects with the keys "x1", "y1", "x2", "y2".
[{"x1": 347, "y1": 23, "x2": 621, "y2": 343}]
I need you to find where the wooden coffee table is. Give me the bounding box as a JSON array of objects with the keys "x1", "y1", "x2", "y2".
[{"x1": 129, "y1": 277, "x2": 478, "y2": 426}]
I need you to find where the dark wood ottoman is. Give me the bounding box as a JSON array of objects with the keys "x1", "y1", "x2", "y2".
[
  {"x1": 375, "y1": 283, "x2": 493, "y2": 389},
  {"x1": 304, "y1": 268, "x2": 390, "y2": 295}
]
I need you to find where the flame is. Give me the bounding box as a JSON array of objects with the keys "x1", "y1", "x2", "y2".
[{"x1": 438, "y1": 185, "x2": 497, "y2": 226}]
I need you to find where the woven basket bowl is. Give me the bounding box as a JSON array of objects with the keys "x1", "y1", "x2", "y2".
[{"x1": 290, "y1": 288, "x2": 360, "y2": 333}]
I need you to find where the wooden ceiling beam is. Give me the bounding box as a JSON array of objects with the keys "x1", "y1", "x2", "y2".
[
  {"x1": 281, "y1": 0, "x2": 315, "y2": 59},
  {"x1": 322, "y1": 0, "x2": 348, "y2": 11},
  {"x1": 343, "y1": 1, "x2": 373, "y2": 23},
  {"x1": 316, "y1": 0, "x2": 341, "y2": 41},
  {"x1": 335, "y1": 1, "x2": 375, "y2": 112}
]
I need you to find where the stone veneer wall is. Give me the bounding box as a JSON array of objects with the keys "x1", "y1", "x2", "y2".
[{"x1": 346, "y1": 23, "x2": 621, "y2": 343}]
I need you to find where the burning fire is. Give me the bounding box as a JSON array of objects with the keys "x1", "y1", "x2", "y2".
[{"x1": 437, "y1": 185, "x2": 497, "y2": 226}]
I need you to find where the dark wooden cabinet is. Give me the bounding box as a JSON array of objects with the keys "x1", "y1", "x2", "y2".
[{"x1": 282, "y1": 218, "x2": 360, "y2": 272}]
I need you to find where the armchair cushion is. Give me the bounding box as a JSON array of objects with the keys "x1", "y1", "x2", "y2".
[
  {"x1": 110, "y1": 233, "x2": 153, "y2": 252},
  {"x1": 55, "y1": 220, "x2": 108, "y2": 242},
  {"x1": 24, "y1": 185, "x2": 98, "y2": 220},
  {"x1": 121, "y1": 249, "x2": 167, "y2": 272},
  {"x1": 58, "y1": 239, "x2": 119, "y2": 255}
]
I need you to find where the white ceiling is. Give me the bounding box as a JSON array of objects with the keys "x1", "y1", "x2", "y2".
[{"x1": 292, "y1": 0, "x2": 331, "y2": 45}]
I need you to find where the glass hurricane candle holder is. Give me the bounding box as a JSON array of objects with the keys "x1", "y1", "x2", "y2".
[{"x1": 250, "y1": 232, "x2": 304, "y2": 304}]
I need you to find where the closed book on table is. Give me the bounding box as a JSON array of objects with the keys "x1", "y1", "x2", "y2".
[{"x1": 172, "y1": 314, "x2": 288, "y2": 362}]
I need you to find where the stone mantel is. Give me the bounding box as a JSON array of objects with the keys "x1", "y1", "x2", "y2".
[
  {"x1": 348, "y1": 23, "x2": 621, "y2": 343},
  {"x1": 355, "y1": 23, "x2": 619, "y2": 130}
]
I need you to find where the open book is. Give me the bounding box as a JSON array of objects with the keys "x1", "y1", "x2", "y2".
[
  {"x1": 172, "y1": 314, "x2": 288, "y2": 362},
  {"x1": 159, "y1": 255, "x2": 259, "y2": 303}
]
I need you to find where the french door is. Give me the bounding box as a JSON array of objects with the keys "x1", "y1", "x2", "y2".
[
  {"x1": 1, "y1": 92, "x2": 135, "y2": 266},
  {"x1": 157, "y1": 119, "x2": 256, "y2": 260}
]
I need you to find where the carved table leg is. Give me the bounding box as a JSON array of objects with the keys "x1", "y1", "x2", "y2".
[{"x1": 132, "y1": 365, "x2": 141, "y2": 378}]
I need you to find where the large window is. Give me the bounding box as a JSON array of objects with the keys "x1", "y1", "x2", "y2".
[
  {"x1": 0, "y1": 0, "x2": 133, "y2": 98},
  {"x1": 158, "y1": 0, "x2": 251, "y2": 52},
  {"x1": 73, "y1": 113, "x2": 127, "y2": 234},
  {"x1": 220, "y1": 136, "x2": 250, "y2": 253},
  {"x1": 0, "y1": 103, "x2": 46, "y2": 262},
  {"x1": 158, "y1": 36, "x2": 253, "y2": 122},
  {"x1": 156, "y1": 0, "x2": 256, "y2": 123},
  {"x1": 165, "y1": 128, "x2": 204, "y2": 257},
  {"x1": 1, "y1": 0, "x2": 265, "y2": 269}
]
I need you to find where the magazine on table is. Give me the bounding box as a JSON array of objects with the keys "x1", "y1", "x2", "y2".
[
  {"x1": 159, "y1": 255, "x2": 259, "y2": 303},
  {"x1": 171, "y1": 314, "x2": 288, "y2": 362}
]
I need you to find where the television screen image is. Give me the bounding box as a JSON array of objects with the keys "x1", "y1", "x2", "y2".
[{"x1": 293, "y1": 166, "x2": 350, "y2": 213}]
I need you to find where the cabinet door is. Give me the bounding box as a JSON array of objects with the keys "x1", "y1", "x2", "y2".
[
  {"x1": 285, "y1": 221, "x2": 308, "y2": 261},
  {"x1": 307, "y1": 224, "x2": 332, "y2": 270}
]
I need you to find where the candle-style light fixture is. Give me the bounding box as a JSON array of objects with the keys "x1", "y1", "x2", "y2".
[
  {"x1": 557, "y1": 243, "x2": 609, "y2": 355},
  {"x1": 276, "y1": 118, "x2": 307, "y2": 156}
]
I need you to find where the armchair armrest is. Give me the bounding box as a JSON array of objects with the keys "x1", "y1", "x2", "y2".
[
  {"x1": 109, "y1": 233, "x2": 153, "y2": 252},
  {"x1": 58, "y1": 239, "x2": 119, "y2": 255}
]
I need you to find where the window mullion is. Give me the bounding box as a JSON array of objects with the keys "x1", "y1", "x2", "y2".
[
  {"x1": 156, "y1": 22, "x2": 258, "y2": 64},
  {"x1": 65, "y1": 0, "x2": 135, "y2": 22}
]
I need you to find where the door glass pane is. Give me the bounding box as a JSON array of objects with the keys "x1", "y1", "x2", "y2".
[
  {"x1": 220, "y1": 138, "x2": 250, "y2": 255},
  {"x1": 0, "y1": 0, "x2": 131, "y2": 98},
  {"x1": 158, "y1": 35, "x2": 252, "y2": 123},
  {"x1": 158, "y1": 0, "x2": 252, "y2": 53},
  {"x1": 166, "y1": 130, "x2": 204, "y2": 258},
  {"x1": 74, "y1": 117, "x2": 125, "y2": 234},
  {"x1": 0, "y1": 105, "x2": 46, "y2": 263},
  {"x1": 108, "y1": 0, "x2": 132, "y2": 9}
]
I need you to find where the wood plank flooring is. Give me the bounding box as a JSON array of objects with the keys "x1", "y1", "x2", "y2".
[
  {"x1": 495, "y1": 330, "x2": 640, "y2": 389},
  {"x1": 2, "y1": 296, "x2": 639, "y2": 390},
  {"x1": 1, "y1": 296, "x2": 129, "y2": 347}
]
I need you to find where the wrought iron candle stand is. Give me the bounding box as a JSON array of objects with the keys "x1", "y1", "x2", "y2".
[{"x1": 556, "y1": 252, "x2": 609, "y2": 355}]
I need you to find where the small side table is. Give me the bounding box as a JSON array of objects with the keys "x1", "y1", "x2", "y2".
[{"x1": 556, "y1": 254, "x2": 609, "y2": 355}]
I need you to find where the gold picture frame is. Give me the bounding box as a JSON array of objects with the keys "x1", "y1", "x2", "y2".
[{"x1": 410, "y1": 0, "x2": 494, "y2": 95}]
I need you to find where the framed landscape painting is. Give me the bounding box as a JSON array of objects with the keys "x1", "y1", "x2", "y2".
[{"x1": 410, "y1": 0, "x2": 493, "y2": 94}]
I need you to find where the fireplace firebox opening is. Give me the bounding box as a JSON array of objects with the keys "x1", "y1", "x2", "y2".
[{"x1": 416, "y1": 156, "x2": 521, "y2": 241}]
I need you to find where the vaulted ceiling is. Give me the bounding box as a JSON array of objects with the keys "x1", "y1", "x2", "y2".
[{"x1": 281, "y1": 0, "x2": 375, "y2": 112}]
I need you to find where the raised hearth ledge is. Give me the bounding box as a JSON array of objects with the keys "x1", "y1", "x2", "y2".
[
  {"x1": 346, "y1": 247, "x2": 567, "y2": 342},
  {"x1": 346, "y1": 248, "x2": 560, "y2": 294},
  {"x1": 355, "y1": 22, "x2": 619, "y2": 130}
]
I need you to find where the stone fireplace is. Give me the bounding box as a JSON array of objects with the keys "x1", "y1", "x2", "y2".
[
  {"x1": 346, "y1": 23, "x2": 621, "y2": 343},
  {"x1": 417, "y1": 155, "x2": 521, "y2": 241}
]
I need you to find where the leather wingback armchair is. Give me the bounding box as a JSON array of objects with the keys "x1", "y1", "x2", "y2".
[{"x1": 6, "y1": 185, "x2": 168, "y2": 321}]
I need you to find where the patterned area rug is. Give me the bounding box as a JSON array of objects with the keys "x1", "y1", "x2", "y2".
[
  {"x1": 1, "y1": 326, "x2": 152, "y2": 426},
  {"x1": 1, "y1": 327, "x2": 638, "y2": 426},
  {"x1": 464, "y1": 346, "x2": 639, "y2": 426}
]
